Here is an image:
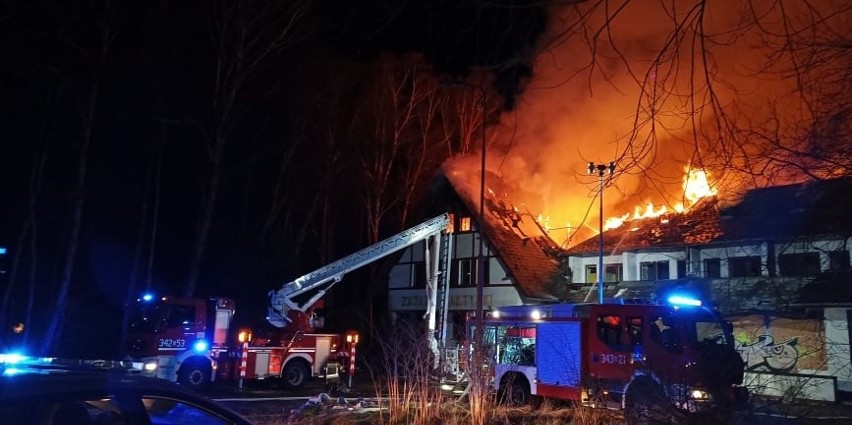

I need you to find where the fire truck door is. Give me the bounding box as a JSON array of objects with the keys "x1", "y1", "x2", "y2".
[
  {"x1": 588, "y1": 314, "x2": 633, "y2": 379},
  {"x1": 315, "y1": 336, "x2": 332, "y2": 374}
]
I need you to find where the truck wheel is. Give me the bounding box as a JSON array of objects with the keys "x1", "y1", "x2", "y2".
[
  {"x1": 499, "y1": 375, "x2": 532, "y2": 406},
  {"x1": 624, "y1": 381, "x2": 668, "y2": 425},
  {"x1": 178, "y1": 362, "x2": 211, "y2": 391},
  {"x1": 281, "y1": 360, "x2": 310, "y2": 390}
]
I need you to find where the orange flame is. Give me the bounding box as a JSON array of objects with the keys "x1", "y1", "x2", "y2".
[{"x1": 603, "y1": 166, "x2": 716, "y2": 230}]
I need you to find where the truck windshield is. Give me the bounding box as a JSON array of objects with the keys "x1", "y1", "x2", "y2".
[
  {"x1": 682, "y1": 310, "x2": 733, "y2": 347},
  {"x1": 126, "y1": 304, "x2": 163, "y2": 332}
]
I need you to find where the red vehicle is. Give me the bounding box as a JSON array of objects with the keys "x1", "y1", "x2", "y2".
[
  {"x1": 482, "y1": 296, "x2": 748, "y2": 421},
  {"x1": 123, "y1": 214, "x2": 453, "y2": 391},
  {"x1": 123, "y1": 295, "x2": 351, "y2": 390}
]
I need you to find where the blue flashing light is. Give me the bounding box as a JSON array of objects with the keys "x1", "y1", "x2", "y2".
[
  {"x1": 2, "y1": 367, "x2": 25, "y2": 376},
  {"x1": 193, "y1": 339, "x2": 209, "y2": 353},
  {"x1": 667, "y1": 295, "x2": 702, "y2": 307},
  {"x1": 142, "y1": 293, "x2": 154, "y2": 302},
  {"x1": 0, "y1": 353, "x2": 28, "y2": 365},
  {"x1": 0, "y1": 247, "x2": 7, "y2": 255}
]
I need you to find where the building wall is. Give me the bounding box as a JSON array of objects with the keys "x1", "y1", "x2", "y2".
[
  {"x1": 728, "y1": 310, "x2": 852, "y2": 394},
  {"x1": 568, "y1": 236, "x2": 850, "y2": 285},
  {"x1": 824, "y1": 307, "x2": 852, "y2": 392},
  {"x1": 387, "y1": 229, "x2": 521, "y2": 313},
  {"x1": 695, "y1": 243, "x2": 766, "y2": 278}
]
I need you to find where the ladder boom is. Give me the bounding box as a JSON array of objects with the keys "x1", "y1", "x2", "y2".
[{"x1": 268, "y1": 214, "x2": 450, "y2": 327}]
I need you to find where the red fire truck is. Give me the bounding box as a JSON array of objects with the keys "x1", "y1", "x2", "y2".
[
  {"x1": 123, "y1": 214, "x2": 453, "y2": 391},
  {"x1": 122, "y1": 294, "x2": 353, "y2": 391},
  {"x1": 481, "y1": 295, "x2": 748, "y2": 421}
]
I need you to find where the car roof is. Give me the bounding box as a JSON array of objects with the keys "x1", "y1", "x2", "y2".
[
  {"x1": 0, "y1": 360, "x2": 253, "y2": 424},
  {"x1": 2, "y1": 370, "x2": 201, "y2": 399}
]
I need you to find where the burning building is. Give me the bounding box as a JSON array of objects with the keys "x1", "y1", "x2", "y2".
[{"x1": 386, "y1": 157, "x2": 852, "y2": 398}]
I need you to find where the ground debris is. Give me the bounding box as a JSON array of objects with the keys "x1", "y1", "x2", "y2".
[{"x1": 288, "y1": 391, "x2": 382, "y2": 421}]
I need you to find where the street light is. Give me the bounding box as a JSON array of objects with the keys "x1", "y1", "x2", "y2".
[{"x1": 589, "y1": 162, "x2": 615, "y2": 304}]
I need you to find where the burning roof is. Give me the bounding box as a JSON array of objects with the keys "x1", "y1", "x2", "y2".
[
  {"x1": 438, "y1": 159, "x2": 560, "y2": 301},
  {"x1": 568, "y1": 177, "x2": 852, "y2": 255}
]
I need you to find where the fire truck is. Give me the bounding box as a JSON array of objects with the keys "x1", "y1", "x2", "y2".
[
  {"x1": 481, "y1": 295, "x2": 748, "y2": 420},
  {"x1": 123, "y1": 213, "x2": 454, "y2": 391}
]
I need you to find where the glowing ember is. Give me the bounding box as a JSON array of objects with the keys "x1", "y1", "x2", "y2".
[{"x1": 603, "y1": 166, "x2": 717, "y2": 230}]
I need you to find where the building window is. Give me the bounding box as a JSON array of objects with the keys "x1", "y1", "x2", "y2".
[
  {"x1": 677, "y1": 260, "x2": 687, "y2": 278},
  {"x1": 586, "y1": 265, "x2": 597, "y2": 283},
  {"x1": 605, "y1": 264, "x2": 623, "y2": 283},
  {"x1": 640, "y1": 261, "x2": 670, "y2": 281},
  {"x1": 450, "y1": 258, "x2": 488, "y2": 287},
  {"x1": 779, "y1": 252, "x2": 821, "y2": 276},
  {"x1": 704, "y1": 258, "x2": 721, "y2": 278},
  {"x1": 586, "y1": 264, "x2": 621, "y2": 283},
  {"x1": 412, "y1": 262, "x2": 427, "y2": 287},
  {"x1": 829, "y1": 251, "x2": 850, "y2": 271},
  {"x1": 458, "y1": 216, "x2": 472, "y2": 232},
  {"x1": 729, "y1": 256, "x2": 762, "y2": 277}
]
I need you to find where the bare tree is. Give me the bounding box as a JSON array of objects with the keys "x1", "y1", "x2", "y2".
[
  {"x1": 39, "y1": 0, "x2": 116, "y2": 354},
  {"x1": 353, "y1": 55, "x2": 437, "y2": 243},
  {"x1": 183, "y1": 0, "x2": 310, "y2": 296},
  {"x1": 0, "y1": 91, "x2": 54, "y2": 349}
]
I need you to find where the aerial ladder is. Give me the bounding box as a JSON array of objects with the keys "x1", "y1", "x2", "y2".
[{"x1": 267, "y1": 213, "x2": 454, "y2": 368}]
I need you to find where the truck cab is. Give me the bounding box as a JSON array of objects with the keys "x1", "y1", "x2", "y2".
[
  {"x1": 583, "y1": 303, "x2": 746, "y2": 411},
  {"x1": 123, "y1": 295, "x2": 234, "y2": 389},
  {"x1": 482, "y1": 298, "x2": 748, "y2": 420}
]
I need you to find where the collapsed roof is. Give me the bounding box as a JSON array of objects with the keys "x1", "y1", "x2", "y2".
[{"x1": 436, "y1": 161, "x2": 560, "y2": 301}]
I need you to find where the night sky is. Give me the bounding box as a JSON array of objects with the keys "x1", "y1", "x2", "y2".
[{"x1": 0, "y1": 0, "x2": 547, "y2": 355}]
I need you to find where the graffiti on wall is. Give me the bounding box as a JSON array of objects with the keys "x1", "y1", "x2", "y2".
[
  {"x1": 736, "y1": 334, "x2": 799, "y2": 372},
  {"x1": 729, "y1": 315, "x2": 826, "y2": 373}
]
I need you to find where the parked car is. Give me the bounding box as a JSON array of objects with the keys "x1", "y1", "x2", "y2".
[{"x1": 0, "y1": 354, "x2": 253, "y2": 425}]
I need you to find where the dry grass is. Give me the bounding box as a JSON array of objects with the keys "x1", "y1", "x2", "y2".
[
  {"x1": 264, "y1": 400, "x2": 623, "y2": 425},
  {"x1": 273, "y1": 320, "x2": 627, "y2": 425}
]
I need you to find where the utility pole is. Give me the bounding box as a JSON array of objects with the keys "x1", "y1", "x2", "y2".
[{"x1": 588, "y1": 162, "x2": 615, "y2": 304}]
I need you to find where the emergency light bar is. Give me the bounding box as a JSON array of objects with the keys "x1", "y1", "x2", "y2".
[
  {"x1": 1, "y1": 353, "x2": 144, "y2": 376},
  {"x1": 667, "y1": 295, "x2": 702, "y2": 307}
]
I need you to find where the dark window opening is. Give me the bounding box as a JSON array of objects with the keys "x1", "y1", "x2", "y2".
[
  {"x1": 729, "y1": 256, "x2": 762, "y2": 277},
  {"x1": 412, "y1": 262, "x2": 427, "y2": 287},
  {"x1": 640, "y1": 261, "x2": 670, "y2": 281},
  {"x1": 779, "y1": 252, "x2": 821, "y2": 276},
  {"x1": 605, "y1": 264, "x2": 622, "y2": 283},
  {"x1": 704, "y1": 258, "x2": 721, "y2": 278}
]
